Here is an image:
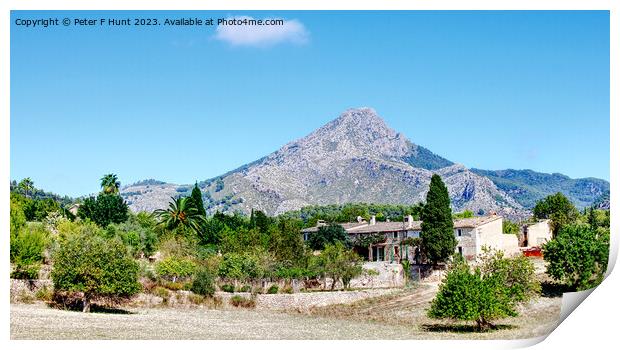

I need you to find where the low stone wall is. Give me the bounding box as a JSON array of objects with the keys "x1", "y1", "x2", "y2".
[
  {"x1": 253, "y1": 288, "x2": 395, "y2": 311},
  {"x1": 350, "y1": 262, "x2": 404, "y2": 288},
  {"x1": 10, "y1": 279, "x2": 53, "y2": 303}
]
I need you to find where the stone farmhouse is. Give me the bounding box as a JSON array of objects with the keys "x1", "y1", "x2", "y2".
[
  {"x1": 519, "y1": 219, "x2": 553, "y2": 248},
  {"x1": 302, "y1": 214, "x2": 521, "y2": 263}
]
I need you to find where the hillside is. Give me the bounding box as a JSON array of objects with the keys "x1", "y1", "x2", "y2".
[
  {"x1": 470, "y1": 169, "x2": 609, "y2": 209},
  {"x1": 121, "y1": 108, "x2": 607, "y2": 219}
]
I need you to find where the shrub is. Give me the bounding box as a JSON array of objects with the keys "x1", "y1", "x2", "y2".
[
  {"x1": 156, "y1": 256, "x2": 197, "y2": 282},
  {"x1": 51, "y1": 232, "x2": 141, "y2": 312},
  {"x1": 11, "y1": 222, "x2": 49, "y2": 279},
  {"x1": 153, "y1": 286, "x2": 170, "y2": 303},
  {"x1": 191, "y1": 268, "x2": 216, "y2": 297},
  {"x1": 188, "y1": 293, "x2": 205, "y2": 305},
  {"x1": 267, "y1": 285, "x2": 279, "y2": 294},
  {"x1": 230, "y1": 295, "x2": 255, "y2": 308},
  {"x1": 282, "y1": 286, "x2": 294, "y2": 294},
  {"x1": 237, "y1": 285, "x2": 251, "y2": 293},
  {"x1": 220, "y1": 284, "x2": 235, "y2": 293},
  {"x1": 163, "y1": 281, "x2": 185, "y2": 291},
  {"x1": 35, "y1": 285, "x2": 53, "y2": 302},
  {"x1": 11, "y1": 263, "x2": 41, "y2": 280}
]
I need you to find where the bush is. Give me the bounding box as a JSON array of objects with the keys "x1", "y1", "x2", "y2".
[
  {"x1": 156, "y1": 256, "x2": 197, "y2": 282},
  {"x1": 35, "y1": 285, "x2": 54, "y2": 302},
  {"x1": 230, "y1": 295, "x2": 255, "y2": 308},
  {"x1": 11, "y1": 263, "x2": 41, "y2": 280},
  {"x1": 51, "y1": 232, "x2": 141, "y2": 312},
  {"x1": 282, "y1": 286, "x2": 294, "y2": 294},
  {"x1": 237, "y1": 285, "x2": 251, "y2": 293},
  {"x1": 189, "y1": 294, "x2": 205, "y2": 305},
  {"x1": 11, "y1": 222, "x2": 49, "y2": 279},
  {"x1": 153, "y1": 286, "x2": 170, "y2": 303},
  {"x1": 163, "y1": 281, "x2": 185, "y2": 291},
  {"x1": 191, "y1": 268, "x2": 216, "y2": 297},
  {"x1": 267, "y1": 285, "x2": 279, "y2": 294},
  {"x1": 220, "y1": 284, "x2": 235, "y2": 293}
]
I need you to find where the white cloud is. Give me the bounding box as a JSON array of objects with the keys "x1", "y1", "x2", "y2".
[{"x1": 214, "y1": 16, "x2": 309, "y2": 47}]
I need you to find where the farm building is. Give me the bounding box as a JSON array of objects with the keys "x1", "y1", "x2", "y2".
[{"x1": 301, "y1": 214, "x2": 520, "y2": 263}]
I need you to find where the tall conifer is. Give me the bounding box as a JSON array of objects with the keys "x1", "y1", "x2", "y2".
[{"x1": 421, "y1": 174, "x2": 456, "y2": 264}]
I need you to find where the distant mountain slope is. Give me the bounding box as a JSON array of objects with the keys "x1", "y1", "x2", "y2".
[
  {"x1": 470, "y1": 168, "x2": 609, "y2": 209},
  {"x1": 121, "y1": 108, "x2": 607, "y2": 219}
]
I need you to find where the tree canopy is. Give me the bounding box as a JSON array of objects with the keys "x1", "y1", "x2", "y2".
[
  {"x1": 542, "y1": 224, "x2": 609, "y2": 291},
  {"x1": 51, "y1": 230, "x2": 141, "y2": 312},
  {"x1": 420, "y1": 174, "x2": 456, "y2": 264},
  {"x1": 533, "y1": 192, "x2": 578, "y2": 236}
]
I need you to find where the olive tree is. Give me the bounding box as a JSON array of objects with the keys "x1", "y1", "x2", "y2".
[
  {"x1": 51, "y1": 231, "x2": 141, "y2": 312},
  {"x1": 428, "y1": 249, "x2": 539, "y2": 331}
]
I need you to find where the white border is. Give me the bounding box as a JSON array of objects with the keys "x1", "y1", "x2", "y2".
[{"x1": 2, "y1": 1, "x2": 617, "y2": 350}]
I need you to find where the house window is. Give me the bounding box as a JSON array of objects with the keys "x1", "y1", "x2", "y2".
[
  {"x1": 303, "y1": 233, "x2": 308, "y2": 241},
  {"x1": 458, "y1": 246, "x2": 463, "y2": 256},
  {"x1": 457, "y1": 229, "x2": 462, "y2": 237},
  {"x1": 393, "y1": 232, "x2": 398, "y2": 239}
]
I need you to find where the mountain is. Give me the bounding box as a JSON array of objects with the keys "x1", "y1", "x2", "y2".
[
  {"x1": 470, "y1": 169, "x2": 609, "y2": 209},
  {"x1": 121, "y1": 108, "x2": 607, "y2": 220}
]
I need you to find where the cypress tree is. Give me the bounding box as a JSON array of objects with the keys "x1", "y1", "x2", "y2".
[
  {"x1": 190, "y1": 182, "x2": 207, "y2": 217},
  {"x1": 420, "y1": 174, "x2": 456, "y2": 265}
]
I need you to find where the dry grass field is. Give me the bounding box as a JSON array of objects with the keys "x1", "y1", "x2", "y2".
[{"x1": 11, "y1": 283, "x2": 561, "y2": 340}]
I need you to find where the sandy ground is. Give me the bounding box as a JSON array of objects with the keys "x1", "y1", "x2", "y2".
[
  {"x1": 11, "y1": 302, "x2": 426, "y2": 340},
  {"x1": 11, "y1": 285, "x2": 561, "y2": 340}
]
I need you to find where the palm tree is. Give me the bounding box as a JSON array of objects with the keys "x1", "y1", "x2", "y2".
[
  {"x1": 18, "y1": 178, "x2": 34, "y2": 198},
  {"x1": 153, "y1": 197, "x2": 206, "y2": 234},
  {"x1": 100, "y1": 174, "x2": 121, "y2": 194}
]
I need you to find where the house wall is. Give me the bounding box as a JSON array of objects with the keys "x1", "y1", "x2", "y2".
[
  {"x1": 455, "y1": 227, "x2": 477, "y2": 260},
  {"x1": 524, "y1": 220, "x2": 552, "y2": 247},
  {"x1": 476, "y1": 218, "x2": 520, "y2": 257}
]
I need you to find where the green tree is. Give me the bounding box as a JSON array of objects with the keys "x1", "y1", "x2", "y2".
[
  {"x1": 190, "y1": 183, "x2": 207, "y2": 217},
  {"x1": 155, "y1": 256, "x2": 197, "y2": 282},
  {"x1": 307, "y1": 223, "x2": 349, "y2": 250},
  {"x1": 270, "y1": 218, "x2": 306, "y2": 266},
  {"x1": 428, "y1": 262, "x2": 513, "y2": 331},
  {"x1": 250, "y1": 209, "x2": 271, "y2": 233},
  {"x1": 502, "y1": 220, "x2": 520, "y2": 235},
  {"x1": 191, "y1": 267, "x2": 216, "y2": 297},
  {"x1": 420, "y1": 175, "x2": 456, "y2": 265},
  {"x1": 51, "y1": 231, "x2": 141, "y2": 312},
  {"x1": 314, "y1": 242, "x2": 363, "y2": 290},
  {"x1": 154, "y1": 197, "x2": 206, "y2": 236},
  {"x1": 533, "y1": 192, "x2": 578, "y2": 236},
  {"x1": 542, "y1": 224, "x2": 609, "y2": 291},
  {"x1": 100, "y1": 173, "x2": 121, "y2": 194},
  {"x1": 428, "y1": 251, "x2": 539, "y2": 331},
  {"x1": 18, "y1": 177, "x2": 35, "y2": 198},
  {"x1": 78, "y1": 193, "x2": 129, "y2": 227},
  {"x1": 10, "y1": 194, "x2": 27, "y2": 239}
]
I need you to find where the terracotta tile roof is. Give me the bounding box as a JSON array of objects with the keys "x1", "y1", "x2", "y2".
[{"x1": 301, "y1": 215, "x2": 501, "y2": 234}]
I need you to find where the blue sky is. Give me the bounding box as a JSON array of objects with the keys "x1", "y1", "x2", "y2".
[{"x1": 11, "y1": 11, "x2": 609, "y2": 197}]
